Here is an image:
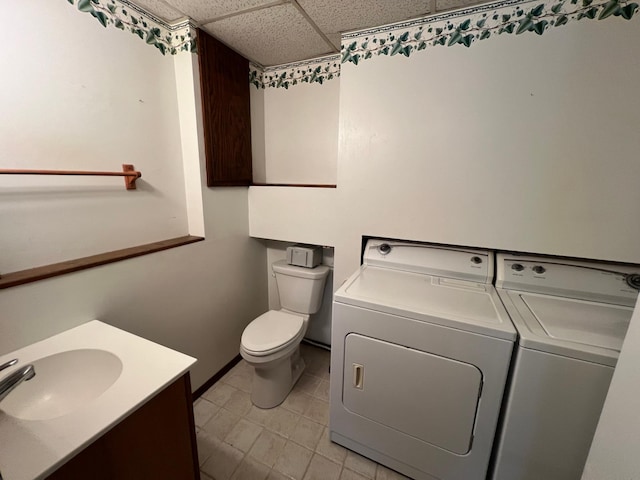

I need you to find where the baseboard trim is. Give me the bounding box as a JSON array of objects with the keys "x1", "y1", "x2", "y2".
[{"x1": 192, "y1": 354, "x2": 242, "y2": 401}]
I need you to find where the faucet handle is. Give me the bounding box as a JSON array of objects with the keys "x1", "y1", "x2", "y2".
[{"x1": 0, "y1": 358, "x2": 18, "y2": 372}]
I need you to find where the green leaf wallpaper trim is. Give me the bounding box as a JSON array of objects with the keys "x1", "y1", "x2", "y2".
[
  {"x1": 250, "y1": 0, "x2": 636, "y2": 89},
  {"x1": 66, "y1": 0, "x2": 196, "y2": 55},
  {"x1": 341, "y1": 0, "x2": 638, "y2": 66},
  {"x1": 66, "y1": 0, "x2": 636, "y2": 85},
  {"x1": 249, "y1": 55, "x2": 341, "y2": 90}
]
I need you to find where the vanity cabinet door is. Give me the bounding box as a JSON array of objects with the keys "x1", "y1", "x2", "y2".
[{"x1": 47, "y1": 374, "x2": 199, "y2": 480}]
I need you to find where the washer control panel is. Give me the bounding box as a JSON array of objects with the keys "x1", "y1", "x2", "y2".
[{"x1": 497, "y1": 253, "x2": 640, "y2": 306}]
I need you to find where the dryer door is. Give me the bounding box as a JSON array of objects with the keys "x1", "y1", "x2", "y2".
[{"x1": 343, "y1": 333, "x2": 482, "y2": 454}]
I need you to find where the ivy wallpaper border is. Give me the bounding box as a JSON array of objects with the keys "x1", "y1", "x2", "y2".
[
  {"x1": 66, "y1": 0, "x2": 637, "y2": 82},
  {"x1": 250, "y1": 55, "x2": 342, "y2": 89},
  {"x1": 67, "y1": 0, "x2": 197, "y2": 55},
  {"x1": 341, "y1": 0, "x2": 638, "y2": 65}
]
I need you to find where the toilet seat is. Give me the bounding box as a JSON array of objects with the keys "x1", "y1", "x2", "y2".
[{"x1": 241, "y1": 310, "x2": 305, "y2": 356}]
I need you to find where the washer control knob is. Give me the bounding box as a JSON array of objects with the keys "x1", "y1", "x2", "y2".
[
  {"x1": 533, "y1": 265, "x2": 546, "y2": 275},
  {"x1": 511, "y1": 263, "x2": 524, "y2": 272},
  {"x1": 471, "y1": 256, "x2": 482, "y2": 264},
  {"x1": 626, "y1": 274, "x2": 640, "y2": 290},
  {"x1": 377, "y1": 243, "x2": 391, "y2": 255}
]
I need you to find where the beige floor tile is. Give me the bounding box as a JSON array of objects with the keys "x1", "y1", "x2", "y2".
[
  {"x1": 196, "y1": 431, "x2": 217, "y2": 466},
  {"x1": 344, "y1": 451, "x2": 377, "y2": 479},
  {"x1": 203, "y1": 408, "x2": 241, "y2": 440},
  {"x1": 316, "y1": 427, "x2": 347, "y2": 464},
  {"x1": 300, "y1": 343, "x2": 319, "y2": 359},
  {"x1": 246, "y1": 404, "x2": 277, "y2": 426},
  {"x1": 281, "y1": 389, "x2": 314, "y2": 415},
  {"x1": 194, "y1": 398, "x2": 221, "y2": 427},
  {"x1": 230, "y1": 455, "x2": 270, "y2": 480},
  {"x1": 224, "y1": 388, "x2": 254, "y2": 417},
  {"x1": 194, "y1": 345, "x2": 408, "y2": 480},
  {"x1": 201, "y1": 437, "x2": 244, "y2": 480},
  {"x1": 249, "y1": 430, "x2": 288, "y2": 468},
  {"x1": 303, "y1": 453, "x2": 341, "y2": 480},
  {"x1": 303, "y1": 398, "x2": 329, "y2": 425},
  {"x1": 200, "y1": 471, "x2": 215, "y2": 480},
  {"x1": 341, "y1": 468, "x2": 370, "y2": 480},
  {"x1": 375, "y1": 464, "x2": 411, "y2": 479},
  {"x1": 265, "y1": 406, "x2": 300, "y2": 438},
  {"x1": 290, "y1": 417, "x2": 324, "y2": 450},
  {"x1": 266, "y1": 470, "x2": 290, "y2": 480},
  {"x1": 225, "y1": 418, "x2": 264, "y2": 452},
  {"x1": 225, "y1": 369, "x2": 253, "y2": 393},
  {"x1": 273, "y1": 441, "x2": 313, "y2": 480},
  {"x1": 203, "y1": 382, "x2": 238, "y2": 406},
  {"x1": 233, "y1": 360, "x2": 253, "y2": 373},
  {"x1": 306, "y1": 356, "x2": 330, "y2": 379},
  {"x1": 313, "y1": 380, "x2": 330, "y2": 402},
  {"x1": 295, "y1": 374, "x2": 322, "y2": 395}
]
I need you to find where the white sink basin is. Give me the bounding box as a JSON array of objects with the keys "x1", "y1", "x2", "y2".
[
  {"x1": 0, "y1": 349, "x2": 123, "y2": 421},
  {"x1": 0, "y1": 320, "x2": 196, "y2": 480}
]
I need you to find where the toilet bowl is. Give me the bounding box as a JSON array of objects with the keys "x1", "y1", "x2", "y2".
[{"x1": 240, "y1": 260, "x2": 329, "y2": 409}]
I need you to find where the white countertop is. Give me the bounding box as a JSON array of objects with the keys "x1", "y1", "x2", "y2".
[{"x1": 0, "y1": 320, "x2": 197, "y2": 480}]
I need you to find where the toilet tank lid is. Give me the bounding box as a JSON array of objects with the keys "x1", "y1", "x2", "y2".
[
  {"x1": 272, "y1": 260, "x2": 330, "y2": 279},
  {"x1": 242, "y1": 310, "x2": 305, "y2": 353}
]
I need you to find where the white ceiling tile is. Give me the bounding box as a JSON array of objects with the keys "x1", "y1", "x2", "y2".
[
  {"x1": 435, "y1": 0, "x2": 484, "y2": 11},
  {"x1": 297, "y1": 0, "x2": 432, "y2": 37},
  {"x1": 325, "y1": 33, "x2": 341, "y2": 51},
  {"x1": 163, "y1": 0, "x2": 279, "y2": 23},
  {"x1": 203, "y1": 4, "x2": 334, "y2": 66},
  {"x1": 129, "y1": 0, "x2": 186, "y2": 22}
]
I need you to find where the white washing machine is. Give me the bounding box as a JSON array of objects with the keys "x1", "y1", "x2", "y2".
[
  {"x1": 491, "y1": 253, "x2": 640, "y2": 480},
  {"x1": 330, "y1": 239, "x2": 516, "y2": 480}
]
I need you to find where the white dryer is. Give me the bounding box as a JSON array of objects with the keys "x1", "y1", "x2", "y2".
[
  {"x1": 330, "y1": 239, "x2": 516, "y2": 480},
  {"x1": 491, "y1": 253, "x2": 640, "y2": 480}
]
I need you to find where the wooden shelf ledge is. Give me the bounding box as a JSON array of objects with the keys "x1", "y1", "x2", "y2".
[
  {"x1": 251, "y1": 183, "x2": 336, "y2": 188},
  {"x1": 0, "y1": 236, "x2": 204, "y2": 290}
]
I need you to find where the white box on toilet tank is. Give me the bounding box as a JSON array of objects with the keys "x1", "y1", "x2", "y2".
[{"x1": 286, "y1": 244, "x2": 322, "y2": 268}]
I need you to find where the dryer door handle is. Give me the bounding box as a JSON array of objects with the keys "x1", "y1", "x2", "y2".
[{"x1": 353, "y1": 363, "x2": 364, "y2": 389}]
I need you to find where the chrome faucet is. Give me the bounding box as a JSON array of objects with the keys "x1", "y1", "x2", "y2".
[{"x1": 0, "y1": 360, "x2": 36, "y2": 403}]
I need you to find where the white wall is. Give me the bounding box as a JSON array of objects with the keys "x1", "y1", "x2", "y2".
[
  {"x1": 250, "y1": 16, "x2": 640, "y2": 287},
  {"x1": 251, "y1": 80, "x2": 340, "y2": 184},
  {"x1": 0, "y1": 0, "x2": 268, "y2": 391},
  {"x1": 250, "y1": 87, "x2": 267, "y2": 183},
  {"x1": 0, "y1": 0, "x2": 189, "y2": 273}
]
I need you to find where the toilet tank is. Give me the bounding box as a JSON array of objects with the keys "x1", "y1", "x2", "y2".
[{"x1": 273, "y1": 260, "x2": 330, "y2": 314}]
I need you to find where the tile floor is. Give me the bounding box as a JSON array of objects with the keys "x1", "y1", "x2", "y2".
[{"x1": 193, "y1": 343, "x2": 410, "y2": 480}]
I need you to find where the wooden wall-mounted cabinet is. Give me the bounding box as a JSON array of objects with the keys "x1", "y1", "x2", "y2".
[{"x1": 198, "y1": 29, "x2": 252, "y2": 187}]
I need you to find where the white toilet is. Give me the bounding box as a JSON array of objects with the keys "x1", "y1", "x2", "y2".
[{"x1": 240, "y1": 260, "x2": 330, "y2": 409}]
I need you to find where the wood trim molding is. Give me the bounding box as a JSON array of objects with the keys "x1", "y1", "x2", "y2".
[
  {"x1": 0, "y1": 236, "x2": 204, "y2": 290},
  {"x1": 251, "y1": 183, "x2": 337, "y2": 188},
  {"x1": 192, "y1": 354, "x2": 242, "y2": 400}
]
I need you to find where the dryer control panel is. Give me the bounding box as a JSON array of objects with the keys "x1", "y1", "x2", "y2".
[{"x1": 363, "y1": 239, "x2": 494, "y2": 284}]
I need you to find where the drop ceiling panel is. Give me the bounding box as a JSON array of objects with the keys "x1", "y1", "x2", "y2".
[
  {"x1": 164, "y1": 0, "x2": 278, "y2": 23},
  {"x1": 325, "y1": 33, "x2": 342, "y2": 51},
  {"x1": 203, "y1": 4, "x2": 334, "y2": 66},
  {"x1": 128, "y1": 0, "x2": 185, "y2": 22},
  {"x1": 436, "y1": 0, "x2": 484, "y2": 11},
  {"x1": 297, "y1": 0, "x2": 432, "y2": 38}
]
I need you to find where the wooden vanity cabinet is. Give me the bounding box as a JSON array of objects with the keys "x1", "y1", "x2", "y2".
[{"x1": 47, "y1": 374, "x2": 199, "y2": 480}]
